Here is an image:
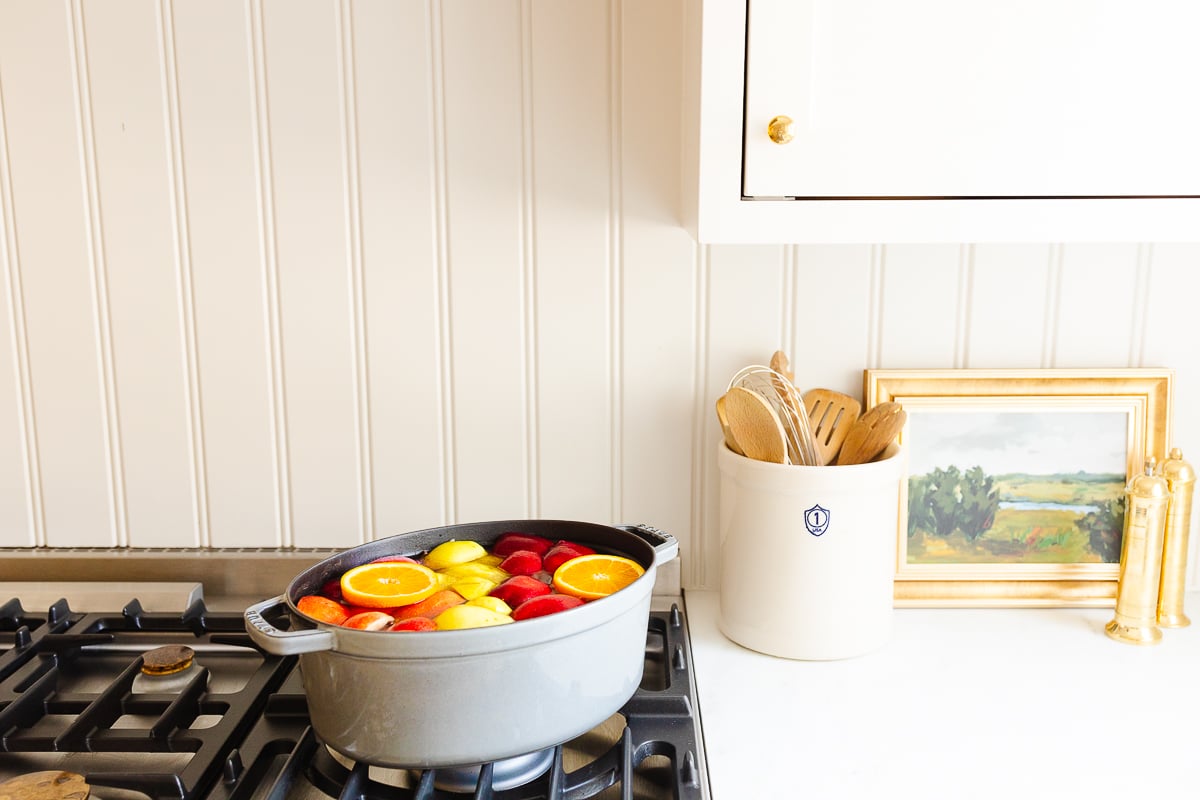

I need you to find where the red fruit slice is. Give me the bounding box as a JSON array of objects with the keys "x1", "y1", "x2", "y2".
[
  {"x1": 369, "y1": 554, "x2": 418, "y2": 564},
  {"x1": 394, "y1": 589, "x2": 465, "y2": 620},
  {"x1": 296, "y1": 595, "x2": 350, "y2": 625},
  {"x1": 343, "y1": 611, "x2": 395, "y2": 631},
  {"x1": 319, "y1": 579, "x2": 344, "y2": 602},
  {"x1": 499, "y1": 550, "x2": 542, "y2": 576},
  {"x1": 511, "y1": 593, "x2": 586, "y2": 621},
  {"x1": 492, "y1": 532, "x2": 555, "y2": 557},
  {"x1": 342, "y1": 604, "x2": 401, "y2": 618},
  {"x1": 490, "y1": 575, "x2": 552, "y2": 608},
  {"x1": 390, "y1": 617, "x2": 437, "y2": 632},
  {"x1": 542, "y1": 541, "x2": 597, "y2": 573}
]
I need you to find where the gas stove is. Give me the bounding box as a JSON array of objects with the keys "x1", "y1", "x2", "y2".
[{"x1": 0, "y1": 583, "x2": 709, "y2": 800}]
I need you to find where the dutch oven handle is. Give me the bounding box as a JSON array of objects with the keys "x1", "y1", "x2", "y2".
[
  {"x1": 245, "y1": 594, "x2": 336, "y2": 655},
  {"x1": 620, "y1": 524, "x2": 679, "y2": 567}
]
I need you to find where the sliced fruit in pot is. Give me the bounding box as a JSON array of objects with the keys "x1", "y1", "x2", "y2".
[
  {"x1": 422, "y1": 539, "x2": 488, "y2": 571},
  {"x1": 447, "y1": 576, "x2": 497, "y2": 600},
  {"x1": 340, "y1": 561, "x2": 439, "y2": 609},
  {"x1": 296, "y1": 595, "x2": 350, "y2": 625},
  {"x1": 499, "y1": 550, "x2": 542, "y2": 576},
  {"x1": 492, "y1": 532, "x2": 555, "y2": 557},
  {"x1": 490, "y1": 575, "x2": 552, "y2": 607},
  {"x1": 342, "y1": 604, "x2": 399, "y2": 618},
  {"x1": 511, "y1": 593, "x2": 585, "y2": 621},
  {"x1": 438, "y1": 562, "x2": 510, "y2": 584},
  {"x1": 394, "y1": 589, "x2": 465, "y2": 620},
  {"x1": 434, "y1": 604, "x2": 514, "y2": 630},
  {"x1": 466, "y1": 596, "x2": 512, "y2": 615},
  {"x1": 390, "y1": 617, "x2": 437, "y2": 632},
  {"x1": 369, "y1": 554, "x2": 417, "y2": 564},
  {"x1": 343, "y1": 610, "x2": 395, "y2": 630},
  {"x1": 553, "y1": 554, "x2": 644, "y2": 600},
  {"x1": 542, "y1": 541, "x2": 597, "y2": 573}
]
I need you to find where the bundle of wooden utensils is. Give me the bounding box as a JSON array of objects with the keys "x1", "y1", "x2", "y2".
[{"x1": 716, "y1": 351, "x2": 906, "y2": 466}]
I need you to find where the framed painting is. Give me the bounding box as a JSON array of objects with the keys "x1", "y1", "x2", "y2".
[{"x1": 866, "y1": 369, "x2": 1173, "y2": 607}]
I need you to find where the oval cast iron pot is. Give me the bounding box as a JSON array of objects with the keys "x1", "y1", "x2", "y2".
[{"x1": 245, "y1": 520, "x2": 678, "y2": 768}]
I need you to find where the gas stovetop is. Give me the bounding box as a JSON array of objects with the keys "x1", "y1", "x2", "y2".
[{"x1": 0, "y1": 593, "x2": 708, "y2": 800}]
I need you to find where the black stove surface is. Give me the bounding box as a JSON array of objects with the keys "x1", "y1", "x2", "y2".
[{"x1": 0, "y1": 596, "x2": 707, "y2": 800}]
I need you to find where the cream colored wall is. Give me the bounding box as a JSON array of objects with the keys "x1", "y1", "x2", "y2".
[{"x1": 1, "y1": 0, "x2": 1197, "y2": 589}]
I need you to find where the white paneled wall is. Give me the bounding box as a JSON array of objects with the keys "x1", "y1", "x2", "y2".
[{"x1": 1, "y1": 1, "x2": 1197, "y2": 589}]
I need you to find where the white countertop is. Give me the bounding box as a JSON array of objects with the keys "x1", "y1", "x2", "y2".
[{"x1": 685, "y1": 589, "x2": 1200, "y2": 800}]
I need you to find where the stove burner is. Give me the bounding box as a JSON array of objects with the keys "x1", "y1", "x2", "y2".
[
  {"x1": 324, "y1": 745, "x2": 556, "y2": 793},
  {"x1": 0, "y1": 772, "x2": 90, "y2": 800},
  {"x1": 431, "y1": 748, "x2": 555, "y2": 793},
  {"x1": 140, "y1": 645, "x2": 194, "y2": 676},
  {"x1": 131, "y1": 644, "x2": 204, "y2": 695}
]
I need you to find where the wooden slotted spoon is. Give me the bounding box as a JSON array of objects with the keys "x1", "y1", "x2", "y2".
[
  {"x1": 802, "y1": 388, "x2": 861, "y2": 466},
  {"x1": 835, "y1": 402, "x2": 907, "y2": 466},
  {"x1": 722, "y1": 386, "x2": 788, "y2": 464}
]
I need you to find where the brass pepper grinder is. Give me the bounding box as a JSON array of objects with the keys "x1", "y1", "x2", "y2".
[
  {"x1": 1105, "y1": 458, "x2": 1170, "y2": 645},
  {"x1": 1157, "y1": 447, "x2": 1195, "y2": 627}
]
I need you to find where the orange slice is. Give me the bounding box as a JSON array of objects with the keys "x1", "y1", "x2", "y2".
[
  {"x1": 552, "y1": 554, "x2": 645, "y2": 600},
  {"x1": 340, "y1": 561, "x2": 439, "y2": 608}
]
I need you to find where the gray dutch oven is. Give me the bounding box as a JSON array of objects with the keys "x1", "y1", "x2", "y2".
[{"x1": 245, "y1": 519, "x2": 677, "y2": 769}]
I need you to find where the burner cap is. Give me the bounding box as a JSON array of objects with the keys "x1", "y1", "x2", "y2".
[
  {"x1": 141, "y1": 645, "x2": 195, "y2": 676},
  {"x1": 0, "y1": 772, "x2": 89, "y2": 800}
]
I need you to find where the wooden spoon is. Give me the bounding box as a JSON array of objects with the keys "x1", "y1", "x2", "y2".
[
  {"x1": 802, "y1": 388, "x2": 862, "y2": 466},
  {"x1": 769, "y1": 350, "x2": 794, "y2": 383},
  {"x1": 722, "y1": 386, "x2": 788, "y2": 464},
  {"x1": 835, "y1": 402, "x2": 906, "y2": 465},
  {"x1": 714, "y1": 393, "x2": 744, "y2": 456}
]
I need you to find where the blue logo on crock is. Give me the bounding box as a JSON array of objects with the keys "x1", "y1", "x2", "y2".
[{"x1": 804, "y1": 504, "x2": 830, "y2": 536}]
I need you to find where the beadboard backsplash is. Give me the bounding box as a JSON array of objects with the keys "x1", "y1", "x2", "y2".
[{"x1": 1, "y1": 0, "x2": 1197, "y2": 589}]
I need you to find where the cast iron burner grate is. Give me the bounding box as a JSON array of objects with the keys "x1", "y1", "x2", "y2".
[
  {"x1": 0, "y1": 597, "x2": 295, "y2": 800},
  {"x1": 1, "y1": 600, "x2": 707, "y2": 800}
]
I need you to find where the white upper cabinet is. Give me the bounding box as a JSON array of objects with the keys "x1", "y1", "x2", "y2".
[{"x1": 683, "y1": 0, "x2": 1200, "y2": 243}]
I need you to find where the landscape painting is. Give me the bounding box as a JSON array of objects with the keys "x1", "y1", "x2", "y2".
[{"x1": 904, "y1": 409, "x2": 1129, "y2": 566}]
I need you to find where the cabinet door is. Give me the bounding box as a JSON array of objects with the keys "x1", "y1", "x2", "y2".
[{"x1": 744, "y1": 0, "x2": 1200, "y2": 199}]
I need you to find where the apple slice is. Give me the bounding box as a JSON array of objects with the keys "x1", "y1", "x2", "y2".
[
  {"x1": 512, "y1": 593, "x2": 585, "y2": 621},
  {"x1": 490, "y1": 575, "x2": 552, "y2": 607},
  {"x1": 343, "y1": 611, "x2": 395, "y2": 631}
]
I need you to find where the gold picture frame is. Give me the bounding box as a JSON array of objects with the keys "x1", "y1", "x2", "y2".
[{"x1": 866, "y1": 368, "x2": 1173, "y2": 608}]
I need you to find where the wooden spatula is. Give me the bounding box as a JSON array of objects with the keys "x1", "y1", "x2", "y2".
[
  {"x1": 802, "y1": 388, "x2": 862, "y2": 466},
  {"x1": 722, "y1": 386, "x2": 788, "y2": 464},
  {"x1": 769, "y1": 350, "x2": 794, "y2": 383},
  {"x1": 835, "y1": 402, "x2": 907, "y2": 465},
  {"x1": 715, "y1": 393, "x2": 744, "y2": 456}
]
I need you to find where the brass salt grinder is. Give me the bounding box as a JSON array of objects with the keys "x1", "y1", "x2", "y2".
[
  {"x1": 1157, "y1": 447, "x2": 1195, "y2": 628},
  {"x1": 1105, "y1": 458, "x2": 1170, "y2": 645}
]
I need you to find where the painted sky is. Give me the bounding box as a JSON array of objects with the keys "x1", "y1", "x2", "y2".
[{"x1": 907, "y1": 409, "x2": 1128, "y2": 476}]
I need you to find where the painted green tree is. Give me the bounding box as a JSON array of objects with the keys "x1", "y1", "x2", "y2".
[
  {"x1": 927, "y1": 465, "x2": 963, "y2": 538},
  {"x1": 907, "y1": 474, "x2": 935, "y2": 537},
  {"x1": 958, "y1": 466, "x2": 999, "y2": 541},
  {"x1": 909, "y1": 465, "x2": 998, "y2": 540}
]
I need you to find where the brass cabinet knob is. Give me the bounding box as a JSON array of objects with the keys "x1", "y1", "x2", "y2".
[{"x1": 767, "y1": 115, "x2": 794, "y2": 145}]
